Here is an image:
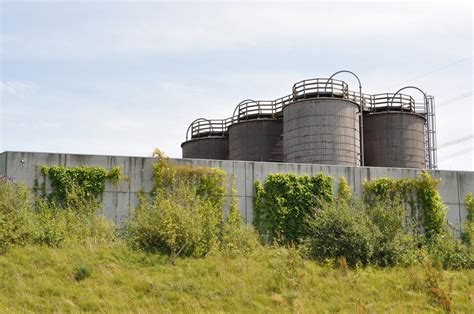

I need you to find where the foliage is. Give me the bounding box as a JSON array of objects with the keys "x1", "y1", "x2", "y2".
[
  {"x1": 74, "y1": 265, "x2": 92, "y2": 282},
  {"x1": 363, "y1": 171, "x2": 446, "y2": 239},
  {"x1": 0, "y1": 180, "x2": 32, "y2": 254},
  {"x1": 462, "y1": 192, "x2": 474, "y2": 250},
  {"x1": 365, "y1": 198, "x2": 416, "y2": 266},
  {"x1": 220, "y1": 177, "x2": 260, "y2": 256},
  {"x1": 307, "y1": 199, "x2": 376, "y2": 267},
  {"x1": 31, "y1": 190, "x2": 116, "y2": 247},
  {"x1": 253, "y1": 173, "x2": 334, "y2": 244},
  {"x1": 337, "y1": 176, "x2": 352, "y2": 201},
  {"x1": 128, "y1": 183, "x2": 222, "y2": 262},
  {"x1": 1, "y1": 244, "x2": 472, "y2": 312},
  {"x1": 41, "y1": 165, "x2": 121, "y2": 206},
  {"x1": 151, "y1": 155, "x2": 226, "y2": 209},
  {"x1": 129, "y1": 155, "x2": 257, "y2": 261},
  {"x1": 427, "y1": 233, "x2": 473, "y2": 270},
  {"x1": 1, "y1": 178, "x2": 116, "y2": 254}
]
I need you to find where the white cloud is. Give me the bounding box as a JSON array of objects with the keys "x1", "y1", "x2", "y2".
[
  {"x1": 0, "y1": 81, "x2": 37, "y2": 95},
  {"x1": 2, "y1": 2, "x2": 471, "y2": 59}
]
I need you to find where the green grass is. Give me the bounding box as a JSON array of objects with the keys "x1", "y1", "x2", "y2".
[{"x1": 0, "y1": 244, "x2": 473, "y2": 313}]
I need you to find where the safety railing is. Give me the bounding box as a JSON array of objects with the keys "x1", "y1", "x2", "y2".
[
  {"x1": 232, "y1": 99, "x2": 276, "y2": 122},
  {"x1": 273, "y1": 94, "x2": 294, "y2": 114},
  {"x1": 292, "y1": 78, "x2": 349, "y2": 100},
  {"x1": 368, "y1": 93, "x2": 417, "y2": 113},
  {"x1": 185, "y1": 118, "x2": 232, "y2": 140},
  {"x1": 185, "y1": 78, "x2": 429, "y2": 140}
]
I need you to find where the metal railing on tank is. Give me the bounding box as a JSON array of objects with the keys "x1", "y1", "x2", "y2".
[
  {"x1": 292, "y1": 78, "x2": 349, "y2": 100},
  {"x1": 231, "y1": 99, "x2": 276, "y2": 122},
  {"x1": 185, "y1": 118, "x2": 231, "y2": 140},
  {"x1": 367, "y1": 93, "x2": 417, "y2": 113}
]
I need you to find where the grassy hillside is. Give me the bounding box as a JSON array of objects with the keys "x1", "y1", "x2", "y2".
[{"x1": 1, "y1": 244, "x2": 472, "y2": 313}]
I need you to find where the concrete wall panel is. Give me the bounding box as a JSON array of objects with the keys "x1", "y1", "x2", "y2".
[{"x1": 2, "y1": 151, "x2": 473, "y2": 235}]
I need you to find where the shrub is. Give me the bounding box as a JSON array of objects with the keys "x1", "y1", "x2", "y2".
[
  {"x1": 0, "y1": 179, "x2": 32, "y2": 254},
  {"x1": 363, "y1": 171, "x2": 446, "y2": 239},
  {"x1": 129, "y1": 158, "x2": 260, "y2": 261},
  {"x1": 462, "y1": 192, "x2": 474, "y2": 250},
  {"x1": 253, "y1": 173, "x2": 333, "y2": 244},
  {"x1": 127, "y1": 183, "x2": 222, "y2": 262},
  {"x1": 74, "y1": 265, "x2": 92, "y2": 282},
  {"x1": 427, "y1": 233, "x2": 473, "y2": 270},
  {"x1": 307, "y1": 199, "x2": 376, "y2": 267},
  {"x1": 337, "y1": 177, "x2": 352, "y2": 202},
  {"x1": 221, "y1": 178, "x2": 260, "y2": 256},
  {"x1": 366, "y1": 198, "x2": 417, "y2": 266},
  {"x1": 32, "y1": 186, "x2": 116, "y2": 247}
]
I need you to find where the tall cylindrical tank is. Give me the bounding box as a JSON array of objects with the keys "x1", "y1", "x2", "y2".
[
  {"x1": 228, "y1": 119, "x2": 283, "y2": 161},
  {"x1": 283, "y1": 98, "x2": 360, "y2": 165},
  {"x1": 181, "y1": 137, "x2": 229, "y2": 160},
  {"x1": 363, "y1": 112, "x2": 426, "y2": 168}
]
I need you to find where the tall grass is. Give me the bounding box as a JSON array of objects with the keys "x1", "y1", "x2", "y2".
[{"x1": 0, "y1": 244, "x2": 472, "y2": 312}]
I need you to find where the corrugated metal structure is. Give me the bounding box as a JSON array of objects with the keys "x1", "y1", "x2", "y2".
[
  {"x1": 181, "y1": 118, "x2": 230, "y2": 160},
  {"x1": 228, "y1": 100, "x2": 284, "y2": 162},
  {"x1": 181, "y1": 72, "x2": 438, "y2": 169},
  {"x1": 284, "y1": 79, "x2": 361, "y2": 165}
]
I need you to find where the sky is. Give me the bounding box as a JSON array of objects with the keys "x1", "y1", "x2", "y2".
[{"x1": 1, "y1": 0, "x2": 473, "y2": 171}]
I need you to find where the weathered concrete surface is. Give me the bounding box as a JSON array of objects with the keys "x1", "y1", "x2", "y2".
[
  {"x1": 364, "y1": 112, "x2": 426, "y2": 169},
  {"x1": 1, "y1": 151, "x2": 473, "y2": 235},
  {"x1": 283, "y1": 98, "x2": 361, "y2": 166},
  {"x1": 181, "y1": 137, "x2": 229, "y2": 160},
  {"x1": 229, "y1": 119, "x2": 283, "y2": 162}
]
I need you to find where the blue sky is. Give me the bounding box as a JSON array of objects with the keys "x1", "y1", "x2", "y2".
[{"x1": 1, "y1": 0, "x2": 472, "y2": 170}]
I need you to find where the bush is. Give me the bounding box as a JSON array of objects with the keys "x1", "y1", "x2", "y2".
[
  {"x1": 74, "y1": 265, "x2": 92, "y2": 282},
  {"x1": 366, "y1": 198, "x2": 417, "y2": 266},
  {"x1": 427, "y1": 233, "x2": 473, "y2": 270},
  {"x1": 31, "y1": 186, "x2": 116, "y2": 247},
  {"x1": 129, "y1": 160, "x2": 259, "y2": 261},
  {"x1": 127, "y1": 183, "x2": 222, "y2": 261},
  {"x1": 0, "y1": 180, "x2": 32, "y2": 254},
  {"x1": 220, "y1": 179, "x2": 260, "y2": 256},
  {"x1": 462, "y1": 192, "x2": 474, "y2": 250},
  {"x1": 253, "y1": 173, "x2": 333, "y2": 245},
  {"x1": 363, "y1": 172, "x2": 446, "y2": 239},
  {"x1": 307, "y1": 199, "x2": 376, "y2": 267}
]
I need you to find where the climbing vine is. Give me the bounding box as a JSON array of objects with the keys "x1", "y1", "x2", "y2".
[
  {"x1": 363, "y1": 171, "x2": 446, "y2": 238},
  {"x1": 253, "y1": 173, "x2": 334, "y2": 244},
  {"x1": 462, "y1": 192, "x2": 474, "y2": 249},
  {"x1": 152, "y1": 156, "x2": 226, "y2": 208},
  {"x1": 41, "y1": 165, "x2": 121, "y2": 206}
]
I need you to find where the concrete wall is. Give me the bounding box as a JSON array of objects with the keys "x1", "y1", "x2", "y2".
[{"x1": 1, "y1": 151, "x2": 473, "y2": 235}]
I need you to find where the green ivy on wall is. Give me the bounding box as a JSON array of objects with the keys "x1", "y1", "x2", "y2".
[
  {"x1": 253, "y1": 173, "x2": 334, "y2": 244},
  {"x1": 152, "y1": 157, "x2": 226, "y2": 209},
  {"x1": 363, "y1": 171, "x2": 446, "y2": 239},
  {"x1": 41, "y1": 165, "x2": 121, "y2": 206}
]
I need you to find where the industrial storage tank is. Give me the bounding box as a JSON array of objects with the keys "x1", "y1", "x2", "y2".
[
  {"x1": 181, "y1": 118, "x2": 229, "y2": 160},
  {"x1": 283, "y1": 79, "x2": 361, "y2": 165},
  {"x1": 228, "y1": 100, "x2": 284, "y2": 162},
  {"x1": 363, "y1": 94, "x2": 426, "y2": 168}
]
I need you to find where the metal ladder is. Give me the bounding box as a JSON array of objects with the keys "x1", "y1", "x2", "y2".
[{"x1": 426, "y1": 95, "x2": 438, "y2": 169}]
